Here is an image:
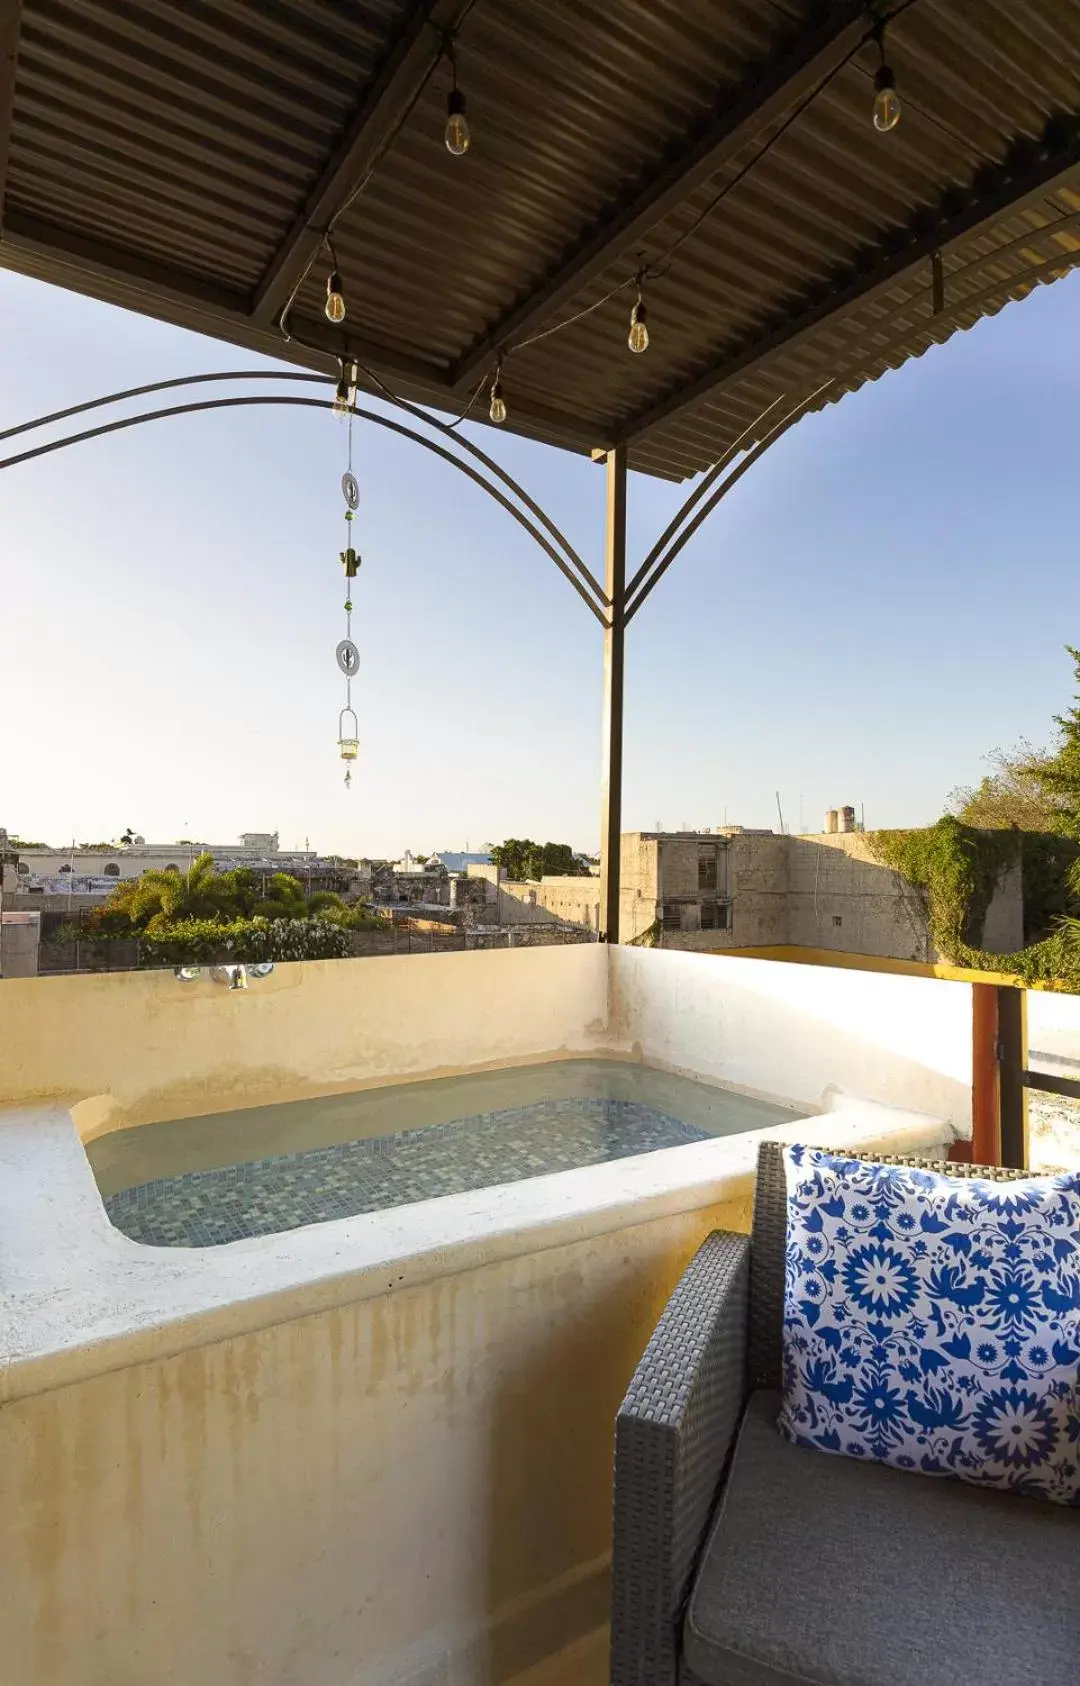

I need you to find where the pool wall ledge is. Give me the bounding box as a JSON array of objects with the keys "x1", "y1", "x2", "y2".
[{"x1": 0, "y1": 1095, "x2": 952, "y2": 1405}]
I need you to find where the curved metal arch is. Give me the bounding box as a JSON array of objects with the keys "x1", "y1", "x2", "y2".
[
  {"x1": 624, "y1": 391, "x2": 791, "y2": 601},
  {"x1": 0, "y1": 369, "x2": 317, "y2": 443},
  {"x1": 0, "y1": 369, "x2": 603, "y2": 608},
  {"x1": 0, "y1": 392, "x2": 608, "y2": 624},
  {"x1": 624, "y1": 382, "x2": 834, "y2": 624}
]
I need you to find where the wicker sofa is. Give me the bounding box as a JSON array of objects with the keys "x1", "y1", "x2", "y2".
[{"x1": 610, "y1": 1140, "x2": 1080, "y2": 1686}]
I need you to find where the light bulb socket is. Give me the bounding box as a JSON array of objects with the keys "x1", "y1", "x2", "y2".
[
  {"x1": 631, "y1": 298, "x2": 647, "y2": 326},
  {"x1": 327, "y1": 269, "x2": 344, "y2": 296},
  {"x1": 447, "y1": 87, "x2": 467, "y2": 120},
  {"x1": 873, "y1": 63, "x2": 896, "y2": 95}
]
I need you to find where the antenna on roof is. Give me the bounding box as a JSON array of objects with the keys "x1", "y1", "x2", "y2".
[{"x1": 775, "y1": 791, "x2": 786, "y2": 835}]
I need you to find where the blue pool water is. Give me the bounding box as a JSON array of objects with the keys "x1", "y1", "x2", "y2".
[{"x1": 92, "y1": 1059, "x2": 803, "y2": 1247}]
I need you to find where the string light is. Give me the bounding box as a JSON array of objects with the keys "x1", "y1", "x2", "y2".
[
  {"x1": 325, "y1": 269, "x2": 346, "y2": 323},
  {"x1": 445, "y1": 87, "x2": 470, "y2": 154},
  {"x1": 489, "y1": 362, "x2": 507, "y2": 425},
  {"x1": 628, "y1": 289, "x2": 649, "y2": 354},
  {"x1": 871, "y1": 21, "x2": 901, "y2": 132},
  {"x1": 283, "y1": 7, "x2": 911, "y2": 402}
]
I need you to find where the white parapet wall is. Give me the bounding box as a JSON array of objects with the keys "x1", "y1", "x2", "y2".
[
  {"x1": 610, "y1": 946, "x2": 973, "y2": 1135},
  {"x1": 0, "y1": 945, "x2": 965, "y2": 1686},
  {"x1": 0, "y1": 943, "x2": 612, "y2": 1136}
]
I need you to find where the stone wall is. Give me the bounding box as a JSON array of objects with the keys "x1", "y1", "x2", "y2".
[
  {"x1": 785, "y1": 834, "x2": 934, "y2": 961},
  {"x1": 664, "y1": 832, "x2": 1024, "y2": 964},
  {"x1": 725, "y1": 834, "x2": 790, "y2": 948},
  {"x1": 782, "y1": 833, "x2": 1024, "y2": 963}
]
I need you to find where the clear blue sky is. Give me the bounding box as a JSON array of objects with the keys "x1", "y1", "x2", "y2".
[{"x1": 2, "y1": 267, "x2": 1078, "y2": 857}]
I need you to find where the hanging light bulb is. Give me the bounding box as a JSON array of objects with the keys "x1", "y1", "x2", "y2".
[
  {"x1": 445, "y1": 87, "x2": 470, "y2": 156},
  {"x1": 489, "y1": 364, "x2": 507, "y2": 425},
  {"x1": 325, "y1": 269, "x2": 347, "y2": 323},
  {"x1": 628, "y1": 292, "x2": 649, "y2": 354},
  {"x1": 873, "y1": 65, "x2": 901, "y2": 131},
  {"x1": 871, "y1": 23, "x2": 901, "y2": 132}
]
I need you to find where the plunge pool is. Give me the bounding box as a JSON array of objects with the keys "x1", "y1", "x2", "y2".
[{"x1": 90, "y1": 1058, "x2": 803, "y2": 1247}]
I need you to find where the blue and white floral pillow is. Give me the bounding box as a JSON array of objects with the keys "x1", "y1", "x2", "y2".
[{"x1": 779, "y1": 1146, "x2": 1080, "y2": 1505}]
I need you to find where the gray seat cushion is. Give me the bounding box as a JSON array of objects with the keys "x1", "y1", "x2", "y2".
[{"x1": 683, "y1": 1389, "x2": 1080, "y2": 1686}]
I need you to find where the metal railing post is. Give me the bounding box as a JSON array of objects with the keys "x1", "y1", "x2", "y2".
[{"x1": 996, "y1": 985, "x2": 1027, "y2": 1169}]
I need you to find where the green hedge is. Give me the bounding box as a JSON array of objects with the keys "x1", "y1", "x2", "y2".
[{"x1": 140, "y1": 917, "x2": 352, "y2": 964}]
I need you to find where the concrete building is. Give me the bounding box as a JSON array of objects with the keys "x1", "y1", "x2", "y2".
[
  {"x1": 4, "y1": 831, "x2": 364, "y2": 907},
  {"x1": 492, "y1": 833, "x2": 733, "y2": 943},
  {"x1": 446, "y1": 862, "x2": 598, "y2": 931},
  {"x1": 494, "y1": 828, "x2": 1025, "y2": 963},
  {"x1": 9, "y1": 832, "x2": 320, "y2": 883},
  {"x1": 0, "y1": 911, "x2": 40, "y2": 978},
  {"x1": 374, "y1": 854, "x2": 498, "y2": 915}
]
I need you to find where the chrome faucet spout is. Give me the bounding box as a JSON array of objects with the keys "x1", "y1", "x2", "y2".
[{"x1": 208, "y1": 962, "x2": 256, "y2": 990}]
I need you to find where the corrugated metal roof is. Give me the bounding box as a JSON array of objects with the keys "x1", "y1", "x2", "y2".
[
  {"x1": 434, "y1": 852, "x2": 492, "y2": 871},
  {"x1": 2, "y1": 0, "x2": 1080, "y2": 479}
]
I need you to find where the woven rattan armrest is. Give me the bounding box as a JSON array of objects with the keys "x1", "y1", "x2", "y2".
[{"x1": 610, "y1": 1230, "x2": 750, "y2": 1686}]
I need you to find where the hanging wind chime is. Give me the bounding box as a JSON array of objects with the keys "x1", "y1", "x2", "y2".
[{"x1": 336, "y1": 371, "x2": 361, "y2": 788}]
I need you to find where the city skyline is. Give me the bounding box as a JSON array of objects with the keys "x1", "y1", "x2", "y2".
[
  {"x1": 3, "y1": 267, "x2": 1079, "y2": 857},
  {"x1": 5, "y1": 813, "x2": 855, "y2": 858}
]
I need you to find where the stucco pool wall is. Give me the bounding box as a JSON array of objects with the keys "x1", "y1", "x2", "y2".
[
  {"x1": 0, "y1": 943, "x2": 973, "y2": 1142},
  {"x1": 0, "y1": 945, "x2": 971, "y2": 1686},
  {"x1": 0, "y1": 944, "x2": 613, "y2": 1140},
  {"x1": 0, "y1": 1096, "x2": 952, "y2": 1686}
]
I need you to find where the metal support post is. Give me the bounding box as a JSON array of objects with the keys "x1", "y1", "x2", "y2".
[
  {"x1": 599, "y1": 444, "x2": 627, "y2": 943},
  {"x1": 996, "y1": 985, "x2": 1027, "y2": 1170}
]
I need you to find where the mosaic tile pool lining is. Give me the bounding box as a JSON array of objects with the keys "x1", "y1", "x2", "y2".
[{"x1": 106, "y1": 1097, "x2": 712, "y2": 1246}]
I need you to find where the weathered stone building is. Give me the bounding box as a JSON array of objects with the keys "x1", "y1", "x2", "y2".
[{"x1": 494, "y1": 829, "x2": 1025, "y2": 962}]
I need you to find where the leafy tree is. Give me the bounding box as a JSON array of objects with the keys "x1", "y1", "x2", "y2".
[
  {"x1": 106, "y1": 851, "x2": 221, "y2": 930},
  {"x1": 1019, "y1": 646, "x2": 1080, "y2": 840},
  {"x1": 948, "y1": 650, "x2": 1080, "y2": 839},
  {"x1": 94, "y1": 853, "x2": 348, "y2": 933},
  {"x1": 490, "y1": 839, "x2": 541, "y2": 880},
  {"x1": 537, "y1": 842, "x2": 588, "y2": 876},
  {"x1": 947, "y1": 741, "x2": 1066, "y2": 832},
  {"x1": 490, "y1": 838, "x2": 589, "y2": 880}
]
